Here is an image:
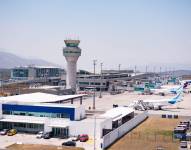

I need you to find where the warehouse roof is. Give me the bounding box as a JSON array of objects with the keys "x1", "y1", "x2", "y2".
[
  {"x1": 0, "y1": 92, "x2": 85, "y2": 103},
  {"x1": 100, "y1": 107, "x2": 134, "y2": 121}
]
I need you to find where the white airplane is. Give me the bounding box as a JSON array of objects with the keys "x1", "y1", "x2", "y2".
[
  {"x1": 150, "y1": 85, "x2": 183, "y2": 95},
  {"x1": 180, "y1": 80, "x2": 191, "y2": 88},
  {"x1": 129, "y1": 91, "x2": 183, "y2": 110}
]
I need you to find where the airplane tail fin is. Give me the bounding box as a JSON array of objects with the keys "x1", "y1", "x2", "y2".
[
  {"x1": 176, "y1": 86, "x2": 183, "y2": 93},
  {"x1": 168, "y1": 92, "x2": 183, "y2": 104}
]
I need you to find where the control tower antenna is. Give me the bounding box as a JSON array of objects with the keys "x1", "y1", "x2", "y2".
[{"x1": 63, "y1": 39, "x2": 81, "y2": 92}]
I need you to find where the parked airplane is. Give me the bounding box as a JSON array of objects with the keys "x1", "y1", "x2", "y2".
[
  {"x1": 180, "y1": 80, "x2": 191, "y2": 89},
  {"x1": 150, "y1": 85, "x2": 183, "y2": 95},
  {"x1": 129, "y1": 91, "x2": 183, "y2": 110}
]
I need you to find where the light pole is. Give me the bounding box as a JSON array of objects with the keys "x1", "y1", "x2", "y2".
[
  {"x1": 93, "y1": 60, "x2": 97, "y2": 110},
  {"x1": 134, "y1": 65, "x2": 137, "y2": 76},
  {"x1": 118, "y1": 64, "x2": 121, "y2": 72},
  {"x1": 0, "y1": 73, "x2": 3, "y2": 94},
  {"x1": 99, "y1": 63, "x2": 103, "y2": 98},
  {"x1": 93, "y1": 115, "x2": 96, "y2": 150},
  {"x1": 146, "y1": 65, "x2": 148, "y2": 73}
]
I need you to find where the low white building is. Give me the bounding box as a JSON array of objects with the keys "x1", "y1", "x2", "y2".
[
  {"x1": 69, "y1": 107, "x2": 134, "y2": 138},
  {"x1": 0, "y1": 93, "x2": 86, "y2": 138}
]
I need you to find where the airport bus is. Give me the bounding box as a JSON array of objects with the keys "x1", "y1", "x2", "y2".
[{"x1": 174, "y1": 127, "x2": 187, "y2": 139}]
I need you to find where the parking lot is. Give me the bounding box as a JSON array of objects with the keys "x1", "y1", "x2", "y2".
[
  {"x1": 0, "y1": 133, "x2": 64, "y2": 149},
  {"x1": 0, "y1": 133, "x2": 97, "y2": 149}
]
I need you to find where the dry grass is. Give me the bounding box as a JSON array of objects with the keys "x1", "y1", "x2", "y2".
[
  {"x1": 7, "y1": 144, "x2": 84, "y2": 150},
  {"x1": 108, "y1": 117, "x2": 180, "y2": 150}
]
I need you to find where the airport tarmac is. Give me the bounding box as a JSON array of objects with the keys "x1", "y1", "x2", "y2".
[{"x1": 68, "y1": 91, "x2": 191, "y2": 117}]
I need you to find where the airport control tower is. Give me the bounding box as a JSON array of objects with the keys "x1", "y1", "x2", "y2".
[{"x1": 63, "y1": 39, "x2": 81, "y2": 91}]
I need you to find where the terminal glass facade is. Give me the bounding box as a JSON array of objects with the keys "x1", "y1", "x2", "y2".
[
  {"x1": 2, "y1": 104, "x2": 75, "y2": 120},
  {"x1": 3, "y1": 110, "x2": 70, "y2": 118},
  {"x1": 35, "y1": 68, "x2": 60, "y2": 78},
  {"x1": 12, "y1": 69, "x2": 28, "y2": 78}
]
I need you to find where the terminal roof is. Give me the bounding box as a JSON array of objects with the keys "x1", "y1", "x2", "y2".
[{"x1": 0, "y1": 92, "x2": 85, "y2": 104}]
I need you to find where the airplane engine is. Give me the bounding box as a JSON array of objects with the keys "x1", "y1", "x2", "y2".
[{"x1": 154, "y1": 105, "x2": 162, "y2": 110}]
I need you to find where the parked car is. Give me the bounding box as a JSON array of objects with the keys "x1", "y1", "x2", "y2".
[
  {"x1": 0, "y1": 129, "x2": 9, "y2": 135},
  {"x1": 180, "y1": 141, "x2": 187, "y2": 148},
  {"x1": 71, "y1": 135, "x2": 80, "y2": 141},
  {"x1": 7, "y1": 129, "x2": 17, "y2": 136},
  {"x1": 43, "y1": 132, "x2": 53, "y2": 139},
  {"x1": 36, "y1": 131, "x2": 44, "y2": 138},
  {"x1": 79, "y1": 134, "x2": 89, "y2": 142},
  {"x1": 62, "y1": 141, "x2": 76, "y2": 147}
]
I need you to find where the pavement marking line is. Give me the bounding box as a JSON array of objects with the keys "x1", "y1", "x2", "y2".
[{"x1": 87, "y1": 139, "x2": 94, "y2": 144}]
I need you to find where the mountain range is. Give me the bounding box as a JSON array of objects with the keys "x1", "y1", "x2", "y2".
[{"x1": 0, "y1": 50, "x2": 58, "y2": 68}]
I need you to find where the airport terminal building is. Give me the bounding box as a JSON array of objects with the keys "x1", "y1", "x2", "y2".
[
  {"x1": 0, "y1": 93, "x2": 85, "y2": 138},
  {"x1": 11, "y1": 66, "x2": 65, "y2": 81}
]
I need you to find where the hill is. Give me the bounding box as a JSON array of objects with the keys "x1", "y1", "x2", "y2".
[{"x1": 0, "y1": 50, "x2": 58, "y2": 69}]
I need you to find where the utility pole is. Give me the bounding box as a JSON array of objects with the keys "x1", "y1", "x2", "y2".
[
  {"x1": 99, "y1": 63, "x2": 103, "y2": 98},
  {"x1": 153, "y1": 66, "x2": 156, "y2": 73},
  {"x1": 0, "y1": 73, "x2": 3, "y2": 93},
  {"x1": 134, "y1": 65, "x2": 137, "y2": 76},
  {"x1": 146, "y1": 65, "x2": 148, "y2": 73},
  {"x1": 159, "y1": 67, "x2": 162, "y2": 80},
  {"x1": 118, "y1": 64, "x2": 121, "y2": 72},
  {"x1": 93, "y1": 60, "x2": 97, "y2": 110},
  {"x1": 93, "y1": 115, "x2": 96, "y2": 150}
]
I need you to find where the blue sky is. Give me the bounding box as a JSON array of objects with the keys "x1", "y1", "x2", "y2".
[{"x1": 0, "y1": 0, "x2": 191, "y2": 71}]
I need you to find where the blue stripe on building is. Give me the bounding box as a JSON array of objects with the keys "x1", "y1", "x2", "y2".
[{"x1": 2, "y1": 104, "x2": 75, "y2": 121}]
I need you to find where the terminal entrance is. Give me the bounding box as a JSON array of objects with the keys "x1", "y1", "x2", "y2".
[{"x1": 52, "y1": 127, "x2": 69, "y2": 138}]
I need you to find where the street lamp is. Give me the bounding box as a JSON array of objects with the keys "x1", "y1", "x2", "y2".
[
  {"x1": 146, "y1": 65, "x2": 148, "y2": 73},
  {"x1": 99, "y1": 63, "x2": 103, "y2": 98},
  {"x1": 93, "y1": 60, "x2": 97, "y2": 110},
  {"x1": 93, "y1": 115, "x2": 96, "y2": 150},
  {"x1": 0, "y1": 73, "x2": 3, "y2": 94},
  {"x1": 118, "y1": 64, "x2": 121, "y2": 72},
  {"x1": 134, "y1": 65, "x2": 137, "y2": 76}
]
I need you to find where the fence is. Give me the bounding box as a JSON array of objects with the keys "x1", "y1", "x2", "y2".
[{"x1": 102, "y1": 111, "x2": 148, "y2": 149}]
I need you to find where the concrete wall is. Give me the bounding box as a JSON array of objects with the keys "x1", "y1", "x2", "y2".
[
  {"x1": 101, "y1": 112, "x2": 148, "y2": 149},
  {"x1": 44, "y1": 119, "x2": 52, "y2": 132},
  {"x1": 74, "y1": 106, "x2": 86, "y2": 120},
  {"x1": 69, "y1": 117, "x2": 112, "y2": 138}
]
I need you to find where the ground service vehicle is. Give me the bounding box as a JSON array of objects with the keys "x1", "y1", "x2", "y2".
[
  {"x1": 180, "y1": 121, "x2": 190, "y2": 130},
  {"x1": 177, "y1": 124, "x2": 188, "y2": 130},
  {"x1": 174, "y1": 127, "x2": 187, "y2": 139},
  {"x1": 180, "y1": 141, "x2": 187, "y2": 148}
]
